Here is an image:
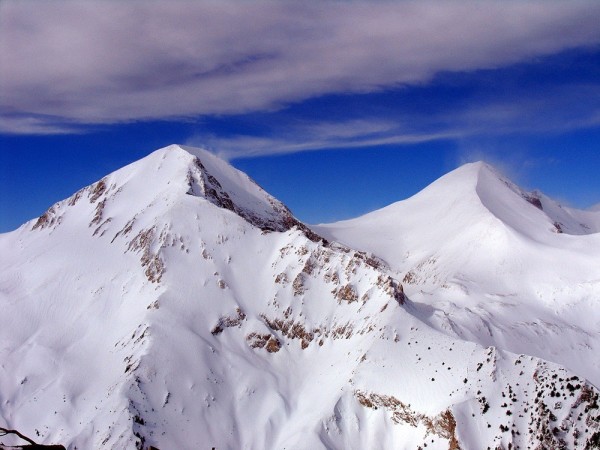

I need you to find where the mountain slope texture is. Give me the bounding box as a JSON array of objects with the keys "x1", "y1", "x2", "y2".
[{"x1": 1, "y1": 145, "x2": 598, "y2": 450}]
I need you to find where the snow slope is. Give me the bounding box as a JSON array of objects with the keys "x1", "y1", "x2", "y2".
[
  {"x1": 316, "y1": 162, "x2": 600, "y2": 388},
  {"x1": 1, "y1": 149, "x2": 599, "y2": 449}
]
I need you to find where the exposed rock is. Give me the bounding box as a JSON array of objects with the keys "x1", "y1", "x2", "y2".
[
  {"x1": 523, "y1": 192, "x2": 543, "y2": 210},
  {"x1": 246, "y1": 333, "x2": 281, "y2": 353},
  {"x1": 355, "y1": 391, "x2": 460, "y2": 449},
  {"x1": 333, "y1": 284, "x2": 359, "y2": 303},
  {"x1": 377, "y1": 275, "x2": 405, "y2": 304},
  {"x1": 211, "y1": 308, "x2": 246, "y2": 335},
  {"x1": 292, "y1": 273, "x2": 306, "y2": 296},
  {"x1": 88, "y1": 179, "x2": 107, "y2": 203},
  {"x1": 127, "y1": 227, "x2": 165, "y2": 283},
  {"x1": 186, "y1": 156, "x2": 327, "y2": 243},
  {"x1": 32, "y1": 206, "x2": 61, "y2": 230}
]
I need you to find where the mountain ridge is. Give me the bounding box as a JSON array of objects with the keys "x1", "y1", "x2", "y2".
[{"x1": 1, "y1": 145, "x2": 599, "y2": 449}]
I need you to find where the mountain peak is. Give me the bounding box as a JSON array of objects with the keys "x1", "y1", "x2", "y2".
[
  {"x1": 159, "y1": 145, "x2": 323, "y2": 239},
  {"x1": 28, "y1": 144, "x2": 322, "y2": 241},
  {"x1": 167, "y1": 144, "x2": 297, "y2": 232},
  {"x1": 411, "y1": 160, "x2": 598, "y2": 236}
]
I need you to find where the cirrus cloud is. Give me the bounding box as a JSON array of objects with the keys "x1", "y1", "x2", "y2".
[{"x1": 1, "y1": 0, "x2": 600, "y2": 134}]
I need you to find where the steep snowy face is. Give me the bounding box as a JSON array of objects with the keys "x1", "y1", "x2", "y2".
[
  {"x1": 316, "y1": 161, "x2": 600, "y2": 386},
  {"x1": 1, "y1": 150, "x2": 599, "y2": 450},
  {"x1": 474, "y1": 162, "x2": 600, "y2": 236}
]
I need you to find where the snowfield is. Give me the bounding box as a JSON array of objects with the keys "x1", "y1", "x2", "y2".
[{"x1": 1, "y1": 145, "x2": 598, "y2": 449}]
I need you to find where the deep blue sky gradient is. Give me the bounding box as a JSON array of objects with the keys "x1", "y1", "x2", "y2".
[{"x1": 1, "y1": 46, "x2": 599, "y2": 232}]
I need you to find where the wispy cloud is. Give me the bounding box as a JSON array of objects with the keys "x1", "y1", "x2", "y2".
[
  {"x1": 0, "y1": 115, "x2": 82, "y2": 135},
  {"x1": 183, "y1": 77, "x2": 600, "y2": 160},
  {"x1": 185, "y1": 119, "x2": 464, "y2": 159},
  {"x1": 2, "y1": 1, "x2": 600, "y2": 134}
]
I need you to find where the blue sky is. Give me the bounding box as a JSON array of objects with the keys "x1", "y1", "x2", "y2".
[{"x1": 1, "y1": 1, "x2": 600, "y2": 232}]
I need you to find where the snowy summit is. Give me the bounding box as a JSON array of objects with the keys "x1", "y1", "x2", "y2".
[{"x1": 0, "y1": 145, "x2": 599, "y2": 449}]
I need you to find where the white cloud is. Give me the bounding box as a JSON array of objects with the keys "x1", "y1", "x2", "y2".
[
  {"x1": 185, "y1": 118, "x2": 464, "y2": 159},
  {"x1": 0, "y1": 115, "x2": 81, "y2": 135},
  {"x1": 183, "y1": 79, "x2": 600, "y2": 160},
  {"x1": 1, "y1": 0, "x2": 600, "y2": 133}
]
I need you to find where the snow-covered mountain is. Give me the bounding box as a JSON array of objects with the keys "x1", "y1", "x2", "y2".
[
  {"x1": 317, "y1": 161, "x2": 600, "y2": 385},
  {"x1": 1, "y1": 147, "x2": 598, "y2": 449}
]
